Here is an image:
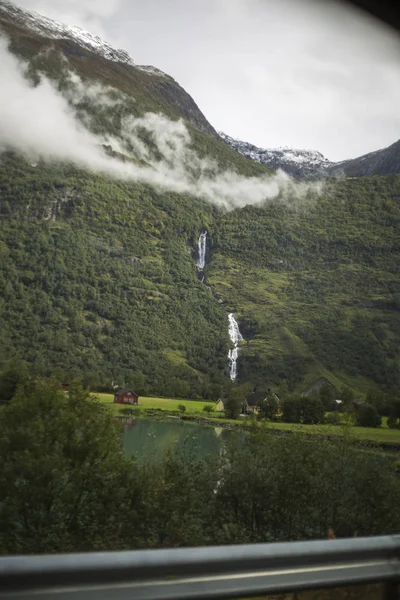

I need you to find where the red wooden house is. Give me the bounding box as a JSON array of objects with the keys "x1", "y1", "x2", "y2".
[{"x1": 113, "y1": 389, "x2": 139, "y2": 405}]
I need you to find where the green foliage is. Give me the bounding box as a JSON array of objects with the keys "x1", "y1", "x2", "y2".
[
  {"x1": 177, "y1": 404, "x2": 186, "y2": 414},
  {"x1": 282, "y1": 396, "x2": 302, "y2": 423},
  {"x1": 2, "y1": 6, "x2": 400, "y2": 399},
  {"x1": 214, "y1": 428, "x2": 400, "y2": 542},
  {"x1": 340, "y1": 386, "x2": 355, "y2": 405},
  {"x1": 203, "y1": 404, "x2": 214, "y2": 413},
  {"x1": 325, "y1": 412, "x2": 342, "y2": 426},
  {"x1": 0, "y1": 154, "x2": 230, "y2": 394},
  {"x1": 302, "y1": 395, "x2": 325, "y2": 424},
  {"x1": 387, "y1": 415, "x2": 400, "y2": 429},
  {"x1": 224, "y1": 387, "x2": 245, "y2": 419},
  {"x1": 0, "y1": 379, "x2": 131, "y2": 553},
  {"x1": 388, "y1": 398, "x2": 400, "y2": 418},
  {"x1": 208, "y1": 176, "x2": 400, "y2": 394},
  {"x1": 0, "y1": 357, "x2": 30, "y2": 405},
  {"x1": 259, "y1": 394, "x2": 279, "y2": 420},
  {"x1": 366, "y1": 389, "x2": 386, "y2": 412},
  {"x1": 1, "y1": 378, "x2": 399, "y2": 554},
  {"x1": 357, "y1": 404, "x2": 382, "y2": 428},
  {"x1": 282, "y1": 395, "x2": 325, "y2": 424},
  {"x1": 319, "y1": 384, "x2": 335, "y2": 411}
]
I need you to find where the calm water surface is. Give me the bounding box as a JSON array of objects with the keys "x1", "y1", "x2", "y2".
[{"x1": 122, "y1": 417, "x2": 232, "y2": 459}]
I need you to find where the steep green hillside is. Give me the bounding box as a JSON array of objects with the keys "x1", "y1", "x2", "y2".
[
  {"x1": 208, "y1": 175, "x2": 400, "y2": 395},
  {"x1": 2, "y1": 149, "x2": 400, "y2": 397},
  {"x1": 0, "y1": 152, "x2": 229, "y2": 395},
  {"x1": 0, "y1": 2, "x2": 400, "y2": 399}
]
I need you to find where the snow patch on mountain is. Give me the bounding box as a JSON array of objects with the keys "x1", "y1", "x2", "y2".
[
  {"x1": 219, "y1": 131, "x2": 333, "y2": 178},
  {"x1": 0, "y1": 0, "x2": 169, "y2": 78}
]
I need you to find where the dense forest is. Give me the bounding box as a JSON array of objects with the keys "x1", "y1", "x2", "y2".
[
  {"x1": 0, "y1": 4, "x2": 399, "y2": 397},
  {"x1": 1, "y1": 152, "x2": 400, "y2": 397},
  {"x1": 209, "y1": 175, "x2": 400, "y2": 395},
  {"x1": 0, "y1": 153, "x2": 230, "y2": 395}
]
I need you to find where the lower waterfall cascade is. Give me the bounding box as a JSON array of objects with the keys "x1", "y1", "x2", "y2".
[{"x1": 227, "y1": 312, "x2": 244, "y2": 381}]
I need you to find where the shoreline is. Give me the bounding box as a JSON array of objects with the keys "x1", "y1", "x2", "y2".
[{"x1": 117, "y1": 409, "x2": 400, "y2": 452}]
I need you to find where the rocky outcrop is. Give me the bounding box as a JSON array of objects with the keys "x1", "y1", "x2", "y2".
[{"x1": 219, "y1": 132, "x2": 332, "y2": 179}]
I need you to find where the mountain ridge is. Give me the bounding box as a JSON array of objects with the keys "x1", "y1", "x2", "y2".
[
  {"x1": 219, "y1": 131, "x2": 332, "y2": 179},
  {"x1": 219, "y1": 131, "x2": 400, "y2": 179},
  {"x1": 0, "y1": 0, "x2": 167, "y2": 76}
]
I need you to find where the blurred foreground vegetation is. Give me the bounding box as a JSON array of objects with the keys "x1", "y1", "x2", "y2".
[{"x1": 1, "y1": 379, "x2": 399, "y2": 554}]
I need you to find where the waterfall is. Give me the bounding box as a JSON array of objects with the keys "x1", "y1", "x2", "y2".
[
  {"x1": 196, "y1": 230, "x2": 207, "y2": 271},
  {"x1": 227, "y1": 312, "x2": 244, "y2": 381}
]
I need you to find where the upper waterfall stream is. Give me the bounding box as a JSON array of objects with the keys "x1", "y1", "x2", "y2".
[{"x1": 196, "y1": 231, "x2": 207, "y2": 271}]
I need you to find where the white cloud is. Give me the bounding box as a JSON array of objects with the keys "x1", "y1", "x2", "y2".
[{"x1": 0, "y1": 39, "x2": 321, "y2": 209}]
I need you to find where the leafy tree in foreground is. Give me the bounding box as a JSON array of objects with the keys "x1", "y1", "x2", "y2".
[
  {"x1": 1, "y1": 378, "x2": 399, "y2": 555},
  {"x1": 0, "y1": 379, "x2": 135, "y2": 554},
  {"x1": 215, "y1": 427, "x2": 400, "y2": 542}
]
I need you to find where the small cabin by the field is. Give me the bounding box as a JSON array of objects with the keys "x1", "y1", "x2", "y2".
[
  {"x1": 244, "y1": 391, "x2": 269, "y2": 414},
  {"x1": 215, "y1": 398, "x2": 226, "y2": 412},
  {"x1": 113, "y1": 389, "x2": 139, "y2": 405}
]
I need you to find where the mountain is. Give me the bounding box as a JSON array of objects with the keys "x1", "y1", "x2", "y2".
[
  {"x1": 0, "y1": 1, "x2": 399, "y2": 399},
  {"x1": 0, "y1": 0, "x2": 218, "y2": 140},
  {"x1": 219, "y1": 132, "x2": 333, "y2": 179},
  {"x1": 220, "y1": 132, "x2": 400, "y2": 179},
  {"x1": 329, "y1": 139, "x2": 400, "y2": 177}
]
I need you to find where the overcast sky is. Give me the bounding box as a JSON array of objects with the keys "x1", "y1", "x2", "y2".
[{"x1": 14, "y1": 0, "x2": 400, "y2": 161}]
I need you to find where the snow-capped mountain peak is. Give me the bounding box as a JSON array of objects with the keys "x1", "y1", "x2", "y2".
[
  {"x1": 0, "y1": 0, "x2": 168, "y2": 78},
  {"x1": 219, "y1": 132, "x2": 333, "y2": 178}
]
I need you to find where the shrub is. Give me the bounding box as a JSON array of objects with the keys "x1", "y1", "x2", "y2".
[
  {"x1": 224, "y1": 396, "x2": 243, "y2": 420},
  {"x1": 282, "y1": 396, "x2": 302, "y2": 423},
  {"x1": 357, "y1": 403, "x2": 381, "y2": 428},
  {"x1": 282, "y1": 395, "x2": 325, "y2": 424},
  {"x1": 259, "y1": 395, "x2": 279, "y2": 420},
  {"x1": 178, "y1": 404, "x2": 186, "y2": 414},
  {"x1": 301, "y1": 396, "x2": 325, "y2": 424},
  {"x1": 203, "y1": 404, "x2": 213, "y2": 414},
  {"x1": 387, "y1": 415, "x2": 400, "y2": 429},
  {"x1": 325, "y1": 412, "x2": 341, "y2": 426}
]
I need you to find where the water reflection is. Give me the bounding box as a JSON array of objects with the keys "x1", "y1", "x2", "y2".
[
  {"x1": 117, "y1": 416, "x2": 137, "y2": 431},
  {"x1": 123, "y1": 418, "x2": 231, "y2": 459}
]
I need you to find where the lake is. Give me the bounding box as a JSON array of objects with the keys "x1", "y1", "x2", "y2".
[{"x1": 122, "y1": 417, "x2": 232, "y2": 459}]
